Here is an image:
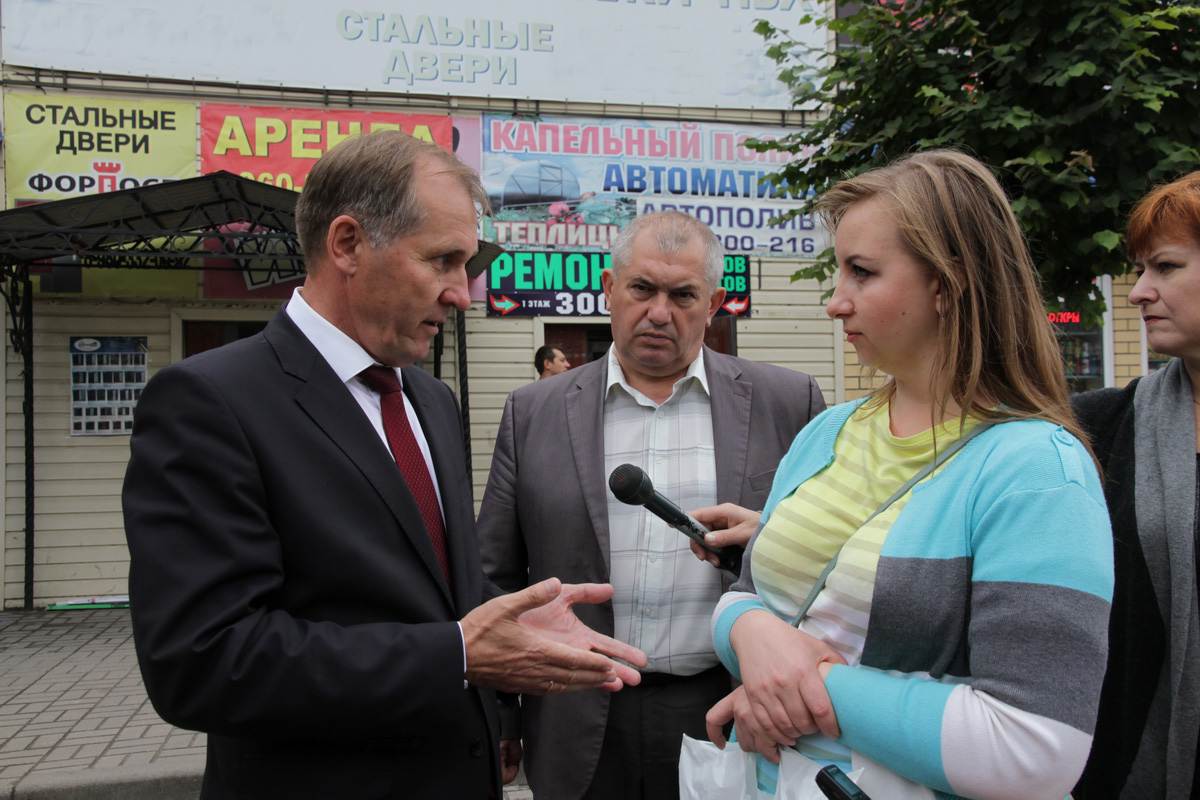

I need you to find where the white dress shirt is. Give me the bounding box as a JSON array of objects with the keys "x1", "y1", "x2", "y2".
[
  {"x1": 285, "y1": 288, "x2": 444, "y2": 515},
  {"x1": 285, "y1": 289, "x2": 464, "y2": 679}
]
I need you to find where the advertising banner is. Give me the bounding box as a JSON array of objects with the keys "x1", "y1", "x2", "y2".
[
  {"x1": 200, "y1": 104, "x2": 453, "y2": 192},
  {"x1": 453, "y1": 114, "x2": 483, "y2": 173},
  {"x1": 481, "y1": 114, "x2": 824, "y2": 259},
  {"x1": 1, "y1": 0, "x2": 823, "y2": 110},
  {"x1": 4, "y1": 93, "x2": 198, "y2": 203},
  {"x1": 486, "y1": 251, "x2": 751, "y2": 318},
  {"x1": 197, "y1": 104, "x2": 453, "y2": 300},
  {"x1": 2, "y1": 92, "x2": 200, "y2": 298},
  {"x1": 450, "y1": 114, "x2": 494, "y2": 303}
]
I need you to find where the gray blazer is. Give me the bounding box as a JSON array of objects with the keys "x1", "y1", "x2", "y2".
[{"x1": 477, "y1": 346, "x2": 825, "y2": 800}]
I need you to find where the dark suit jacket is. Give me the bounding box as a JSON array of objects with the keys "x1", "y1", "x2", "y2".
[
  {"x1": 122, "y1": 309, "x2": 500, "y2": 800},
  {"x1": 477, "y1": 347, "x2": 825, "y2": 799}
]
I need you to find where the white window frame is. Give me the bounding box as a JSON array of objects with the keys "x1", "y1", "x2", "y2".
[{"x1": 1101, "y1": 274, "x2": 1116, "y2": 387}]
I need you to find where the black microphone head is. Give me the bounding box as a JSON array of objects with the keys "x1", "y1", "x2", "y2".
[{"x1": 609, "y1": 463, "x2": 655, "y2": 505}]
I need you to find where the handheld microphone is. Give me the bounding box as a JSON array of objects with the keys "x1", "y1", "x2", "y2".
[{"x1": 608, "y1": 463, "x2": 742, "y2": 574}]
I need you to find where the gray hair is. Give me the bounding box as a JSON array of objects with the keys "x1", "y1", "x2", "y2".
[
  {"x1": 294, "y1": 130, "x2": 489, "y2": 265},
  {"x1": 610, "y1": 211, "x2": 725, "y2": 287}
]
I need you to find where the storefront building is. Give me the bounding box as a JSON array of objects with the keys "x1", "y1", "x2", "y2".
[{"x1": 0, "y1": 1, "x2": 1153, "y2": 607}]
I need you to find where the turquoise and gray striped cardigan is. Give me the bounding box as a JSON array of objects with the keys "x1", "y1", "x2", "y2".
[{"x1": 712, "y1": 399, "x2": 1113, "y2": 800}]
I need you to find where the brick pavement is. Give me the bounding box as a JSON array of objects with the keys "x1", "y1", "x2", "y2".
[
  {"x1": 0, "y1": 609, "x2": 204, "y2": 798},
  {"x1": 0, "y1": 609, "x2": 533, "y2": 799}
]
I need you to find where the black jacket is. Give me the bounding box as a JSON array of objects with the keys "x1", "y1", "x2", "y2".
[
  {"x1": 123, "y1": 310, "x2": 500, "y2": 799},
  {"x1": 1072, "y1": 381, "x2": 1167, "y2": 798}
]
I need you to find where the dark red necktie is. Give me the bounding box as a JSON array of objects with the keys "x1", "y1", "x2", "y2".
[{"x1": 359, "y1": 366, "x2": 450, "y2": 583}]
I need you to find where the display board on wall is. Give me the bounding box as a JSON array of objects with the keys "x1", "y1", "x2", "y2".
[
  {"x1": 486, "y1": 251, "x2": 751, "y2": 317},
  {"x1": 69, "y1": 336, "x2": 148, "y2": 436},
  {"x1": 2, "y1": 0, "x2": 824, "y2": 109},
  {"x1": 481, "y1": 114, "x2": 825, "y2": 259}
]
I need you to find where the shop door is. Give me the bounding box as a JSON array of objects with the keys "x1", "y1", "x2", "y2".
[
  {"x1": 544, "y1": 323, "x2": 613, "y2": 369},
  {"x1": 182, "y1": 320, "x2": 269, "y2": 358}
]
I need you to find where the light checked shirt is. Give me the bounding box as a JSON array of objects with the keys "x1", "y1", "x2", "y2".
[{"x1": 603, "y1": 345, "x2": 721, "y2": 675}]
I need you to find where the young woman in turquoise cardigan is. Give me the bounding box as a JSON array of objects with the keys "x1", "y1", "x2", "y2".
[{"x1": 695, "y1": 151, "x2": 1113, "y2": 799}]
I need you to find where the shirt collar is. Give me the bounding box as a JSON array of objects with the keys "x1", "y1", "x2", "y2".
[
  {"x1": 285, "y1": 288, "x2": 403, "y2": 388},
  {"x1": 604, "y1": 344, "x2": 709, "y2": 401}
]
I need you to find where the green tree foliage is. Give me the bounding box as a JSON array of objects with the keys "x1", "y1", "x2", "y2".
[{"x1": 755, "y1": 0, "x2": 1200, "y2": 317}]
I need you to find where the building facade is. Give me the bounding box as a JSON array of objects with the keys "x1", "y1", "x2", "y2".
[{"x1": 0, "y1": 1, "x2": 1150, "y2": 607}]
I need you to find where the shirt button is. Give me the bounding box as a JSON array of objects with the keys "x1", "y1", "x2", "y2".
[{"x1": 469, "y1": 740, "x2": 483, "y2": 758}]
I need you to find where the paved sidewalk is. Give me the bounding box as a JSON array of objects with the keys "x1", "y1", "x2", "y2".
[{"x1": 0, "y1": 609, "x2": 532, "y2": 799}]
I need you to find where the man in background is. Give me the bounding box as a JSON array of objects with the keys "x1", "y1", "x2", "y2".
[
  {"x1": 535, "y1": 344, "x2": 571, "y2": 379},
  {"x1": 478, "y1": 211, "x2": 826, "y2": 799}
]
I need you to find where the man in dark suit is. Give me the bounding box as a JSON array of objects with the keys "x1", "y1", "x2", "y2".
[
  {"x1": 122, "y1": 131, "x2": 645, "y2": 800},
  {"x1": 478, "y1": 211, "x2": 826, "y2": 799}
]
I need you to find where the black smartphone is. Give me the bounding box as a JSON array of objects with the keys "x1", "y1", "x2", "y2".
[{"x1": 815, "y1": 764, "x2": 872, "y2": 800}]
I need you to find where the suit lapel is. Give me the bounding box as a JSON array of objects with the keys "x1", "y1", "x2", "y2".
[
  {"x1": 707, "y1": 349, "x2": 752, "y2": 505},
  {"x1": 402, "y1": 369, "x2": 475, "y2": 615},
  {"x1": 265, "y1": 312, "x2": 455, "y2": 612},
  {"x1": 565, "y1": 360, "x2": 611, "y2": 576}
]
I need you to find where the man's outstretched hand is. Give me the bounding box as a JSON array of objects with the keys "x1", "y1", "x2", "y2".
[{"x1": 462, "y1": 578, "x2": 647, "y2": 695}]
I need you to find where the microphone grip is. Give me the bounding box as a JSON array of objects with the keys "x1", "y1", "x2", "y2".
[
  {"x1": 622, "y1": 476, "x2": 744, "y2": 575},
  {"x1": 643, "y1": 495, "x2": 691, "y2": 528},
  {"x1": 702, "y1": 542, "x2": 742, "y2": 574},
  {"x1": 703, "y1": 532, "x2": 743, "y2": 575},
  {"x1": 668, "y1": 514, "x2": 743, "y2": 576}
]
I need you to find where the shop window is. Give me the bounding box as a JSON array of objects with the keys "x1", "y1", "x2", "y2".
[{"x1": 1050, "y1": 311, "x2": 1104, "y2": 393}]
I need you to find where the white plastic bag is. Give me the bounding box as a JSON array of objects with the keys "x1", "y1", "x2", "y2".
[
  {"x1": 774, "y1": 748, "x2": 831, "y2": 800},
  {"x1": 850, "y1": 751, "x2": 937, "y2": 800},
  {"x1": 775, "y1": 748, "x2": 867, "y2": 800},
  {"x1": 679, "y1": 735, "x2": 751, "y2": 800},
  {"x1": 679, "y1": 736, "x2": 867, "y2": 800}
]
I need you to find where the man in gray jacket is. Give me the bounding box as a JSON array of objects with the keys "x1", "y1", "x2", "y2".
[{"x1": 478, "y1": 211, "x2": 825, "y2": 799}]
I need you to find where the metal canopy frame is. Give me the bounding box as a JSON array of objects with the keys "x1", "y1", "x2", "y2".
[
  {"x1": 0, "y1": 170, "x2": 301, "y2": 265},
  {"x1": 0, "y1": 172, "x2": 301, "y2": 609},
  {"x1": 0, "y1": 171, "x2": 303, "y2": 357}
]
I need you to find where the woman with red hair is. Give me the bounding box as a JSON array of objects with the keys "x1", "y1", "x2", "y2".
[{"x1": 1073, "y1": 171, "x2": 1200, "y2": 799}]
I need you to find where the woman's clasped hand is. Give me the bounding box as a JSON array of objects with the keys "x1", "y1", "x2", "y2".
[{"x1": 705, "y1": 611, "x2": 844, "y2": 764}]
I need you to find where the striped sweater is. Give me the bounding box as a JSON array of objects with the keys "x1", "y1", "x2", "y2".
[{"x1": 712, "y1": 399, "x2": 1114, "y2": 800}]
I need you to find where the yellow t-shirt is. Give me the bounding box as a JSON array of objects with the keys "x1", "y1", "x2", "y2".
[{"x1": 752, "y1": 401, "x2": 975, "y2": 663}]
